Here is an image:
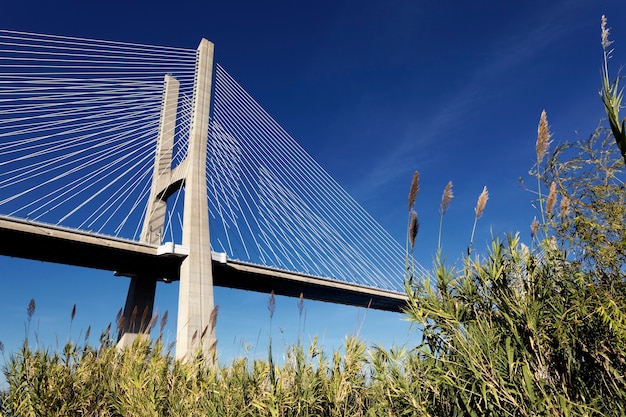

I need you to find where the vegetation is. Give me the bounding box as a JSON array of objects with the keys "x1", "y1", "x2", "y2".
[{"x1": 3, "y1": 16, "x2": 626, "y2": 417}]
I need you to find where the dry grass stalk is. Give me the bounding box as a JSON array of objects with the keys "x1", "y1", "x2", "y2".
[
  {"x1": 531, "y1": 217, "x2": 540, "y2": 238},
  {"x1": 116, "y1": 308, "x2": 123, "y2": 334},
  {"x1": 27, "y1": 298, "x2": 35, "y2": 320},
  {"x1": 159, "y1": 310, "x2": 168, "y2": 334},
  {"x1": 117, "y1": 317, "x2": 125, "y2": 336},
  {"x1": 537, "y1": 110, "x2": 552, "y2": 164},
  {"x1": 470, "y1": 186, "x2": 489, "y2": 250},
  {"x1": 437, "y1": 181, "x2": 454, "y2": 250},
  {"x1": 546, "y1": 182, "x2": 557, "y2": 215},
  {"x1": 298, "y1": 293, "x2": 304, "y2": 316},
  {"x1": 440, "y1": 181, "x2": 454, "y2": 216},
  {"x1": 560, "y1": 195, "x2": 570, "y2": 221},
  {"x1": 409, "y1": 210, "x2": 419, "y2": 249},
  {"x1": 474, "y1": 186, "x2": 489, "y2": 220},
  {"x1": 408, "y1": 171, "x2": 419, "y2": 210},
  {"x1": 129, "y1": 306, "x2": 138, "y2": 330},
  {"x1": 268, "y1": 291, "x2": 276, "y2": 320},
  {"x1": 140, "y1": 306, "x2": 150, "y2": 330},
  {"x1": 210, "y1": 305, "x2": 219, "y2": 331},
  {"x1": 145, "y1": 314, "x2": 158, "y2": 334}
]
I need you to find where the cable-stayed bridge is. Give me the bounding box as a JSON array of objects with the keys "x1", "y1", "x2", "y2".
[{"x1": 0, "y1": 30, "x2": 427, "y2": 358}]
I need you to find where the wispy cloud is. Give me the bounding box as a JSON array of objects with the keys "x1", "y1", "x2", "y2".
[{"x1": 350, "y1": 1, "x2": 576, "y2": 199}]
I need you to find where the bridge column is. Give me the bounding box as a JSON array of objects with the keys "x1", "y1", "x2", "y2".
[
  {"x1": 140, "y1": 74, "x2": 179, "y2": 245},
  {"x1": 176, "y1": 39, "x2": 216, "y2": 360},
  {"x1": 117, "y1": 40, "x2": 217, "y2": 361},
  {"x1": 119, "y1": 276, "x2": 157, "y2": 339},
  {"x1": 118, "y1": 74, "x2": 180, "y2": 347}
]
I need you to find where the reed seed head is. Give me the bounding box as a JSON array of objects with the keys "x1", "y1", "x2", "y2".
[
  {"x1": 474, "y1": 186, "x2": 489, "y2": 220},
  {"x1": 140, "y1": 306, "x2": 150, "y2": 329},
  {"x1": 601, "y1": 15, "x2": 613, "y2": 50},
  {"x1": 160, "y1": 310, "x2": 169, "y2": 334},
  {"x1": 546, "y1": 181, "x2": 557, "y2": 215},
  {"x1": 531, "y1": 216, "x2": 540, "y2": 238},
  {"x1": 440, "y1": 181, "x2": 454, "y2": 216},
  {"x1": 145, "y1": 314, "x2": 158, "y2": 334},
  {"x1": 409, "y1": 210, "x2": 419, "y2": 249},
  {"x1": 560, "y1": 195, "x2": 570, "y2": 221},
  {"x1": 210, "y1": 305, "x2": 219, "y2": 330},
  {"x1": 408, "y1": 171, "x2": 419, "y2": 210},
  {"x1": 268, "y1": 291, "x2": 276, "y2": 320},
  {"x1": 536, "y1": 110, "x2": 552, "y2": 164},
  {"x1": 298, "y1": 293, "x2": 304, "y2": 316},
  {"x1": 129, "y1": 306, "x2": 138, "y2": 330},
  {"x1": 117, "y1": 316, "x2": 125, "y2": 335},
  {"x1": 71, "y1": 304, "x2": 76, "y2": 322},
  {"x1": 27, "y1": 298, "x2": 36, "y2": 320}
]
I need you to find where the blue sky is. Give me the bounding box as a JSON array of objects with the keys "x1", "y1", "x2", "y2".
[{"x1": 1, "y1": 0, "x2": 626, "y2": 373}]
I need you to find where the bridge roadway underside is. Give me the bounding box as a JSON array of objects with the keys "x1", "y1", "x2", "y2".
[{"x1": 0, "y1": 217, "x2": 407, "y2": 312}]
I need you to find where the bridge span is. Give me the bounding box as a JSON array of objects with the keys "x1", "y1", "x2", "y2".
[{"x1": 0, "y1": 216, "x2": 407, "y2": 313}]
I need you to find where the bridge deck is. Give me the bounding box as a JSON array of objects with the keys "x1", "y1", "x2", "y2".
[{"x1": 0, "y1": 216, "x2": 407, "y2": 312}]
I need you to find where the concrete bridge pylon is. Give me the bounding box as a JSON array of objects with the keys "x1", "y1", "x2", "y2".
[{"x1": 118, "y1": 39, "x2": 216, "y2": 361}]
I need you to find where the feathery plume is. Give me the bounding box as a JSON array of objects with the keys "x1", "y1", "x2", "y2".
[
  {"x1": 546, "y1": 181, "x2": 557, "y2": 215},
  {"x1": 115, "y1": 308, "x2": 123, "y2": 334},
  {"x1": 469, "y1": 186, "x2": 489, "y2": 251},
  {"x1": 27, "y1": 299, "x2": 36, "y2": 320},
  {"x1": 409, "y1": 210, "x2": 419, "y2": 249},
  {"x1": 437, "y1": 181, "x2": 453, "y2": 250},
  {"x1": 160, "y1": 310, "x2": 169, "y2": 334},
  {"x1": 601, "y1": 15, "x2": 613, "y2": 49},
  {"x1": 474, "y1": 186, "x2": 489, "y2": 220},
  {"x1": 71, "y1": 304, "x2": 77, "y2": 322},
  {"x1": 559, "y1": 195, "x2": 570, "y2": 221},
  {"x1": 298, "y1": 293, "x2": 305, "y2": 317},
  {"x1": 117, "y1": 317, "x2": 125, "y2": 336},
  {"x1": 531, "y1": 217, "x2": 540, "y2": 239},
  {"x1": 140, "y1": 306, "x2": 150, "y2": 329},
  {"x1": 268, "y1": 291, "x2": 276, "y2": 320},
  {"x1": 210, "y1": 305, "x2": 219, "y2": 331},
  {"x1": 408, "y1": 171, "x2": 419, "y2": 210},
  {"x1": 145, "y1": 314, "x2": 158, "y2": 334},
  {"x1": 440, "y1": 181, "x2": 454, "y2": 216},
  {"x1": 536, "y1": 110, "x2": 552, "y2": 165},
  {"x1": 129, "y1": 306, "x2": 138, "y2": 332}
]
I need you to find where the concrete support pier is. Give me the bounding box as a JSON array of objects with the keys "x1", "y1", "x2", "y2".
[
  {"x1": 118, "y1": 41, "x2": 218, "y2": 360},
  {"x1": 176, "y1": 39, "x2": 216, "y2": 360},
  {"x1": 118, "y1": 74, "x2": 181, "y2": 348}
]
